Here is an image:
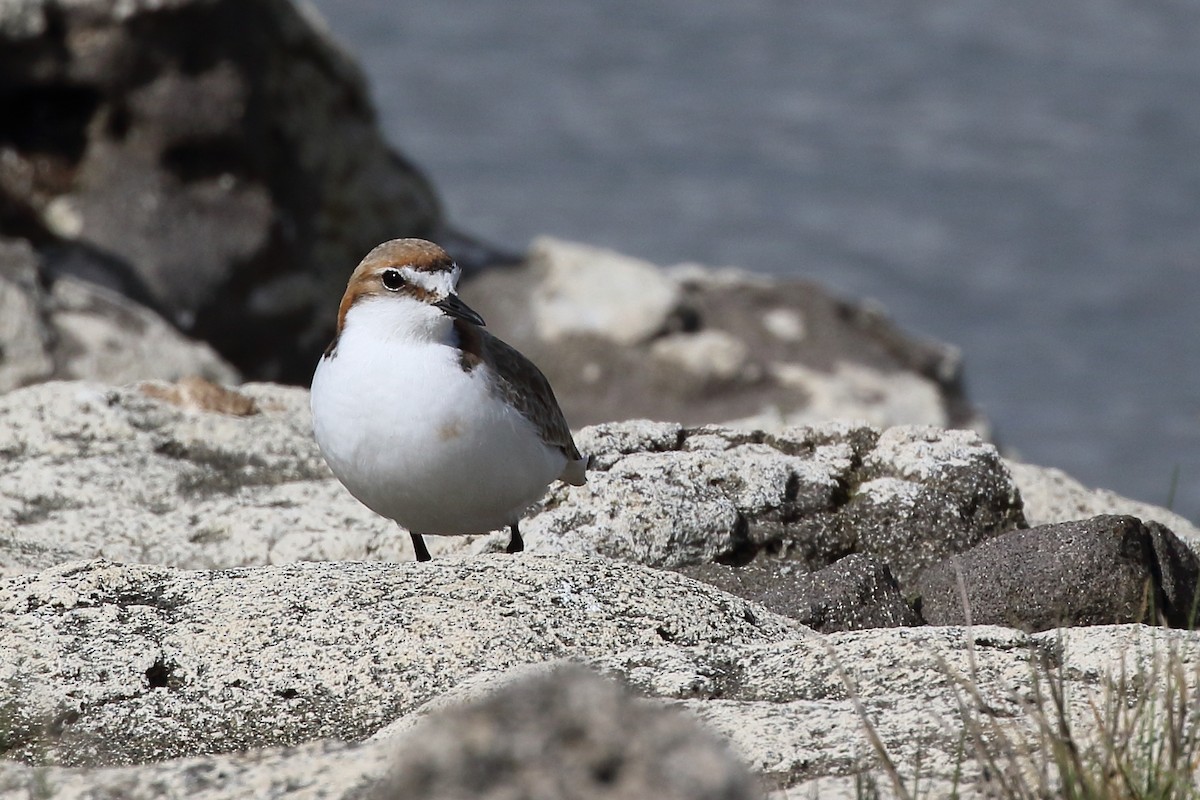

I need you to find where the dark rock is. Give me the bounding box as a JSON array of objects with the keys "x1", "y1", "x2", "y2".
[
  {"x1": 679, "y1": 553, "x2": 921, "y2": 632},
  {"x1": 0, "y1": 0, "x2": 446, "y2": 382},
  {"x1": 915, "y1": 515, "x2": 1200, "y2": 631},
  {"x1": 1146, "y1": 520, "x2": 1200, "y2": 627},
  {"x1": 370, "y1": 666, "x2": 760, "y2": 800}
]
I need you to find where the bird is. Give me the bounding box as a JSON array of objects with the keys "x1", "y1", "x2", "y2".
[{"x1": 310, "y1": 238, "x2": 586, "y2": 561}]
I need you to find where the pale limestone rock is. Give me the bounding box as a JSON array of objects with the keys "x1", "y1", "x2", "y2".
[
  {"x1": 651, "y1": 329, "x2": 752, "y2": 383},
  {"x1": 529, "y1": 236, "x2": 682, "y2": 346},
  {"x1": 0, "y1": 384, "x2": 1024, "y2": 580},
  {"x1": 0, "y1": 557, "x2": 801, "y2": 766},
  {"x1": 762, "y1": 361, "x2": 948, "y2": 429}
]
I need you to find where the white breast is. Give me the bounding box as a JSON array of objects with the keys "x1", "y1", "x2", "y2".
[{"x1": 310, "y1": 314, "x2": 566, "y2": 535}]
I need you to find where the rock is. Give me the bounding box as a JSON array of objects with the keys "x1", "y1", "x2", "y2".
[
  {"x1": 0, "y1": 557, "x2": 801, "y2": 766},
  {"x1": 588, "y1": 624, "x2": 1200, "y2": 795},
  {"x1": 0, "y1": 240, "x2": 239, "y2": 391},
  {"x1": 368, "y1": 665, "x2": 760, "y2": 800},
  {"x1": 0, "y1": 382, "x2": 1023, "y2": 580},
  {"x1": 0, "y1": 738, "x2": 393, "y2": 800},
  {"x1": 838, "y1": 425, "x2": 1026, "y2": 584},
  {"x1": 48, "y1": 276, "x2": 240, "y2": 386},
  {"x1": 915, "y1": 515, "x2": 1200, "y2": 631},
  {"x1": 0, "y1": 380, "x2": 389, "y2": 576},
  {"x1": 464, "y1": 238, "x2": 988, "y2": 436},
  {"x1": 0, "y1": 665, "x2": 760, "y2": 800},
  {"x1": 681, "y1": 554, "x2": 919, "y2": 632},
  {"x1": 529, "y1": 237, "x2": 682, "y2": 346},
  {"x1": 531, "y1": 420, "x2": 1025, "y2": 583},
  {"x1": 4, "y1": 561, "x2": 1200, "y2": 800},
  {"x1": 0, "y1": 0, "x2": 443, "y2": 382}
]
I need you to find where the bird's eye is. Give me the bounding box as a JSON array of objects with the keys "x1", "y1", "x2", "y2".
[{"x1": 381, "y1": 269, "x2": 405, "y2": 291}]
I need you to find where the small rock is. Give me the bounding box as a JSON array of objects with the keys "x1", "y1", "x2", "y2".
[
  {"x1": 371, "y1": 665, "x2": 761, "y2": 800},
  {"x1": 0, "y1": 239, "x2": 55, "y2": 392},
  {"x1": 1008, "y1": 459, "x2": 1200, "y2": 554},
  {"x1": 49, "y1": 276, "x2": 240, "y2": 386},
  {"x1": 529, "y1": 237, "x2": 682, "y2": 346},
  {"x1": 139, "y1": 377, "x2": 258, "y2": 416}
]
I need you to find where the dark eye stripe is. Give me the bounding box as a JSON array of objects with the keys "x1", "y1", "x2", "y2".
[{"x1": 381, "y1": 268, "x2": 405, "y2": 291}]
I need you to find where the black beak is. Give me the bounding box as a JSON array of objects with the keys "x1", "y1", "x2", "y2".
[{"x1": 435, "y1": 293, "x2": 486, "y2": 327}]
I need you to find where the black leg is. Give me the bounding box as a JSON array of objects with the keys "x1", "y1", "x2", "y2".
[
  {"x1": 506, "y1": 522, "x2": 524, "y2": 554},
  {"x1": 410, "y1": 532, "x2": 432, "y2": 562}
]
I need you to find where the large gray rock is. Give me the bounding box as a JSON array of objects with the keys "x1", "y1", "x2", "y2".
[
  {"x1": 3, "y1": 553, "x2": 1199, "y2": 800},
  {"x1": 0, "y1": 557, "x2": 800, "y2": 766},
  {"x1": 464, "y1": 237, "x2": 988, "y2": 436},
  {"x1": 531, "y1": 419, "x2": 1025, "y2": 583},
  {"x1": 0, "y1": 0, "x2": 442, "y2": 381},
  {"x1": 0, "y1": 382, "x2": 1023, "y2": 581},
  {"x1": 915, "y1": 515, "x2": 1200, "y2": 631}
]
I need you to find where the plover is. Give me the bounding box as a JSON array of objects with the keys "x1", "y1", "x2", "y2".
[{"x1": 310, "y1": 238, "x2": 586, "y2": 561}]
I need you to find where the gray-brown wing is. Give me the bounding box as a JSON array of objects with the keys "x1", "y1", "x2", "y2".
[{"x1": 480, "y1": 331, "x2": 585, "y2": 482}]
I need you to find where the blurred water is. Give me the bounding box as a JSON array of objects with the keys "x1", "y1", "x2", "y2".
[{"x1": 310, "y1": 0, "x2": 1200, "y2": 522}]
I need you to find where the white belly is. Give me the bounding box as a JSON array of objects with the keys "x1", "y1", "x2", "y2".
[{"x1": 310, "y1": 338, "x2": 565, "y2": 535}]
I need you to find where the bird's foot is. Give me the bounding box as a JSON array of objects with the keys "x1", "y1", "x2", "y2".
[
  {"x1": 410, "y1": 532, "x2": 432, "y2": 562},
  {"x1": 506, "y1": 523, "x2": 524, "y2": 554}
]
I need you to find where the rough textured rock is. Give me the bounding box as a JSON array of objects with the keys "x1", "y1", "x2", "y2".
[
  {"x1": 3, "y1": 560, "x2": 1199, "y2": 800},
  {"x1": 0, "y1": 667, "x2": 759, "y2": 800},
  {"x1": 532, "y1": 419, "x2": 1025, "y2": 583},
  {"x1": 679, "y1": 554, "x2": 920, "y2": 632},
  {"x1": 593, "y1": 624, "x2": 1200, "y2": 795},
  {"x1": 0, "y1": 380, "x2": 403, "y2": 576},
  {"x1": 915, "y1": 515, "x2": 1200, "y2": 631},
  {"x1": 464, "y1": 237, "x2": 988, "y2": 436},
  {"x1": 0, "y1": 381, "x2": 1024, "y2": 581},
  {"x1": 0, "y1": 238, "x2": 53, "y2": 390},
  {"x1": 0, "y1": 238, "x2": 239, "y2": 391},
  {"x1": 0, "y1": 0, "x2": 443, "y2": 381},
  {"x1": 367, "y1": 666, "x2": 759, "y2": 800},
  {"x1": 0, "y1": 738, "x2": 391, "y2": 800},
  {"x1": 0, "y1": 557, "x2": 801, "y2": 766}
]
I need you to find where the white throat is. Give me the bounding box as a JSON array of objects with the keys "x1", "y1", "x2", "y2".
[{"x1": 341, "y1": 295, "x2": 454, "y2": 347}]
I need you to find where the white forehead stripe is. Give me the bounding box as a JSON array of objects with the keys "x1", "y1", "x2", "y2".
[{"x1": 400, "y1": 264, "x2": 460, "y2": 296}]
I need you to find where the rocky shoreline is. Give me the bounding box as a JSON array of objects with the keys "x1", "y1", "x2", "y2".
[
  {"x1": 3, "y1": 0, "x2": 1199, "y2": 796},
  {"x1": 1, "y1": 380, "x2": 1198, "y2": 798}
]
